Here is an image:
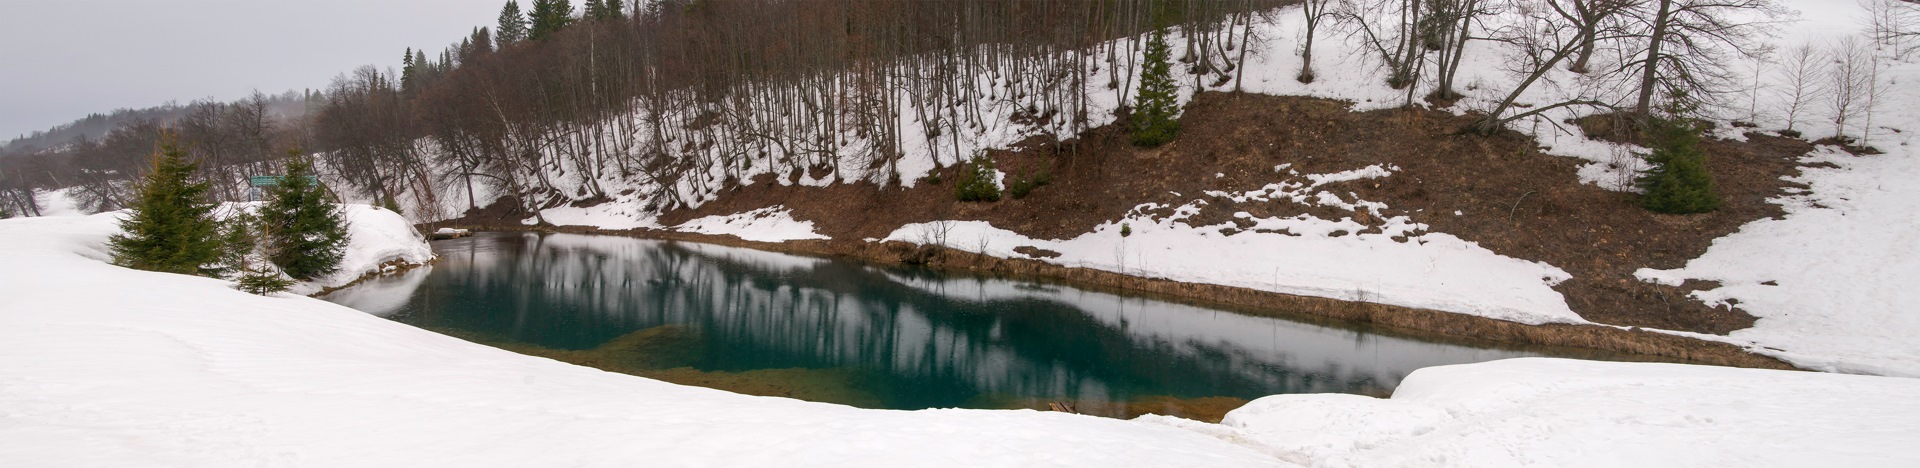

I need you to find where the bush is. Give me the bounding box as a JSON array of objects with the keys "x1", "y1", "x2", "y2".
[
  {"x1": 954, "y1": 155, "x2": 1002, "y2": 202},
  {"x1": 1120, "y1": 223, "x2": 1132, "y2": 237},
  {"x1": 1636, "y1": 119, "x2": 1721, "y2": 214},
  {"x1": 1007, "y1": 168, "x2": 1051, "y2": 199}
]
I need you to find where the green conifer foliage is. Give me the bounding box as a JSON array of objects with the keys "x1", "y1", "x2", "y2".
[
  {"x1": 1636, "y1": 119, "x2": 1722, "y2": 214},
  {"x1": 528, "y1": 0, "x2": 575, "y2": 41},
  {"x1": 109, "y1": 143, "x2": 224, "y2": 276},
  {"x1": 235, "y1": 263, "x2": 295, "y2": 296},
  {"x1": 954, "y1": 156, "x2": 1002, "y2": 203},
  {"x1": 497, "y1": 1, "x2": 528, "y2": 46},
  {"x1": 260, "y1": 156, "x2": 349, "y2": 280},
  {"x1": 1131, "y1": 25, "x2": 1181, "y2": 147}
]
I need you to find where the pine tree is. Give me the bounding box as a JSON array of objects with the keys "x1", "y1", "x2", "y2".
[
  {"x1": 260, "y1": 154, "x2": 348, "y2": 280},
  {"x1": 497, "y1": 1, "x2": 528, "y2": 46},
  {"x1": 605, "y1": 0, "x2": 626, "y2": 19},
  {"x1": 109, "y1": 142, "x2": 224, "y2": 276},
  {"x1": 528, "y1": 0, "x2": 575, "y2": 41},
  {"x1": 1131, "y1": 24, "x2": 1181, "y2": 147}
]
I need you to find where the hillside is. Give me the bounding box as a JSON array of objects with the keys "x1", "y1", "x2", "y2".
[{"x1": 414, "y1": 0, "x2": 1920, "y2": 377}]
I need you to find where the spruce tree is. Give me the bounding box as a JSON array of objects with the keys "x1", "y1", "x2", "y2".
[
  {"x1": 497, "y1": 1, "x2": 528, "y2": 46},
  {"x1": 260, "y1": 155, "x2": 348, "y2": 281},
  {"x1": 109, "y1": 143, "x2": 224, "y2": 276},
  {"x1": 606, "y1": 0, "x2": 625, "y2": 19},
  {"x1": 1636, "y1": 119, "x2": 1721, "y2": 214},
  {"x1": 528, "y1": 0, "x2": 575, "y2": 41},
  {"x1": 401, "y1": 48, "x2": 417, "y2": 95},
  {"x1": 236, "y1": 263, "x2": 295, "y2": 296},
  {"x1": 585, "y1": 0, "x2": 608, "y2": 20},
  {"x1": 1131, "y1": 24, "x2": 1181, "y2": 147}
]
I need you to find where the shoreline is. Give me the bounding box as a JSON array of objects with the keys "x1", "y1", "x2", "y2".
[{"x1": 418, "y1": 222, "x2": 1801, "y2": 372}]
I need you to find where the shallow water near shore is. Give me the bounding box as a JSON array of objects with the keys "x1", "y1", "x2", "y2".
[{"x1": 325, "y1": 231, "x2": 1555, "y2": 420}]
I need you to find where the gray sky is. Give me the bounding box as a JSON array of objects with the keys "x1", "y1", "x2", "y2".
[{"x1": 0, "y1": 0, "x2": 507, "y2": 140}]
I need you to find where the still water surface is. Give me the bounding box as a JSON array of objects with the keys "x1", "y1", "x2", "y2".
[{"x1": 325, "y1": 232, "x2": 1545, "y2": 414}]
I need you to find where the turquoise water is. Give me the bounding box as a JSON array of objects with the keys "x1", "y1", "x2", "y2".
[{"x1": 324, "y1": 232, "x2": 1545, "y2": 412}]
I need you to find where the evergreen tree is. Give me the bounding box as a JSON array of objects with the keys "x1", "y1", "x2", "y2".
[
  {"x1": 497, "y1": 1, "x2": 528, "y2": 46},
  {"x1": 528, "y1": 0, "x2": 575, "y2": 41},
  {"x1": 606, "y1": 0, "x2": 626, "y2": 19},
  {"x1": 1131, "y1": 24, "x2": 1181, "y2": 147},
  {"x1": 401, "y1": 48, "x2": 417, "y2": 95},
  {"x1": 585, "y1": 0, "x2": 608, "y2": 20},
  {"x1": 109, "y1": 143, "x2": 224, "y2": 276},
  {"x1": 223, "y1": 211, "x2": 293, "y2": 295},
  {"x1": 1636, "y1": 118, "x2": 1721, "y2": 214},
  {"x1": 259, "y1": 154, "x2": 348, "y2": 280},
  {"x1": 235, "y1": 263, "x2": 294, "y2": 296}
]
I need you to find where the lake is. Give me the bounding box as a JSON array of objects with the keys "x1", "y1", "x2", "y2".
[{"x1": 324, "y1": 232, "x2": 1551, "y2": 420}]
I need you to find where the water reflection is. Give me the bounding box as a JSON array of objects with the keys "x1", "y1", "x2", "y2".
[{"x1": 325, "y1": 232, "x2": 1538, "y2": 410}]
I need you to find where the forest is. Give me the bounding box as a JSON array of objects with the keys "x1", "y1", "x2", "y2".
[{"x1": 2, "y1": 0, "x2": 1913, "y2": 220}]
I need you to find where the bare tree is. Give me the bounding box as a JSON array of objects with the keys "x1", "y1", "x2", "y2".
[
  {"x1": 1772, "y1": 42, "x2": 1827, "y2": 136},
  {"x1": 1826, "y1": 37, "x2": 1875, "y2": 140},
  {"x1": 1298, "y1": 0, "x2": 1335, "y2": 82},
  {"x1": 1467, "y1": 0, "x2": 1629, "y2": 133},
  {"x1": 1625, "y1": 0, "x2": 1785, "y2": 117}
]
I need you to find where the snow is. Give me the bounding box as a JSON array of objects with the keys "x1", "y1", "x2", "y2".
[
  {"x1": 306, "y1": 204, "x2": 437, "y2": 293},
  {"x1": 883, "y1": 162, "x2": 1580, "y2": 325},
  {"x1": 673, "y1": 206, "x2": 830, "y2": 242},
  {"x1": 1187, "y1": 358, "x2": 1920, "y2": 467},
  {"x1": 0, "y1": 213, "x2": 1281, "y2": 467},
  {"x1": 884, "y1": 211, "x2": 1580, "y2": 326},
  {"x1": 1593, "y1": 0, "x2": 1920, "y2": 378}
]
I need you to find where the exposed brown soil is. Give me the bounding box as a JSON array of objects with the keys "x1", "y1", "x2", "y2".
[{"x1": 440, "y1": 91, "x2": 1819, "y2": 371}]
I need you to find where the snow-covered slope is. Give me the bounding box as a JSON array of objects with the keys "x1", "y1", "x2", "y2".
[
  {"x1": 0, "y1": 214, "x2": 1279, "y2": 467},
  {"x1": 8, "y1": 205, "x2": 1919, "y2": 467},
  {"x1": 1181, "y1": 358, "x2": 1920, "y2": 467}
]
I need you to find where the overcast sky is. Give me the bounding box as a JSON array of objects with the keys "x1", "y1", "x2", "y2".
[{"x1": 0, "y1": 0, "x2": 507, "y2": 140}]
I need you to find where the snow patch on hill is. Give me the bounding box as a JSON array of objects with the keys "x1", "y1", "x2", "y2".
[
  {"x1": 674, "y1": 206, "x2": 829, "y2": 242},
  {"x1": 884, "y1": 162, "x2": 1581, "y2": 326}
]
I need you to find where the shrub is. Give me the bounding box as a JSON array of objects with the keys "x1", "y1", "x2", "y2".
[
  {"x1": 1008, "y1": 168, "x2": 1051, "y2": 199},
  {"x1": 1120, "y1": 223, "x2": 1132, "y2": 237},
  {"x1": 954, "y1": 155, "x2": 1002, "y2": 202}
]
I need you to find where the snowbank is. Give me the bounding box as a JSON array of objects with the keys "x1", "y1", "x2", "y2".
[
  {"x1": 1180, "y1": 358, "x2": 1920, "y2": 467},
  {"x1": 674, "y1": 206, "x2": 830, "y2": 242},
  {"x1": 0, "y1": 214, "x2": 1277, "y2": 467},
  {"x1": 212, "y1": 203, "x2": 437, "y2": 295}
]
